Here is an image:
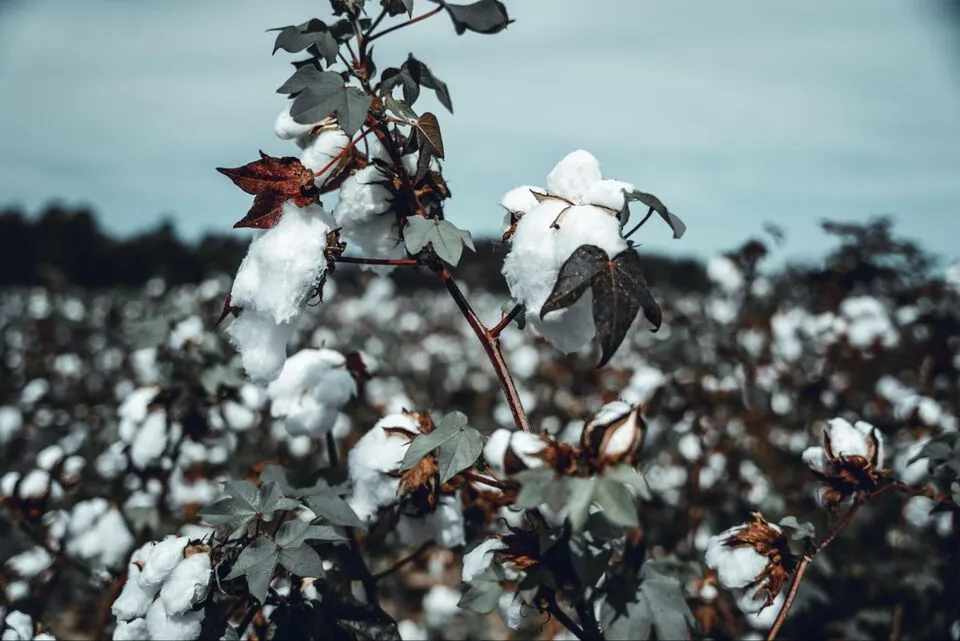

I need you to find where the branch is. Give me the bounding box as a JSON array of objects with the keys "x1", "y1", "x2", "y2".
[
  {"x1": 546, "y1": 593, "x2": 598, "y2": 641},
  {"x1": 337, "y1": 256, "x2": 422, "y2": 267},
  {"x1": 623, "y1": 208, "x2": 655, "y2": 240},
  {"x1": 766, "y1": 496, "x2": 866, "y2": 641},
  {"x1": 489, "y1": 303, "x2": 524, "y2": 338},
  {"x1": 439, "y1": 268, "x2": 531, "y2": 432},
  {"x1": 373, "y1": 540, "x2": 433, "y2": 580},
  {"x1": 367, "y1": 6, "x2": 444, "y2": 43},
  {"x1": 464, "y1": 470, "x2": 509, "y2": 492}
]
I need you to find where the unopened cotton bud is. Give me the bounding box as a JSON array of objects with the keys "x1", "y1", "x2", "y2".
[{"x1": 581, "y1": 401, "x2": 644, "y2": 464}]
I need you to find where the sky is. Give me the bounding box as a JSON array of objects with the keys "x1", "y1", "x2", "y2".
[{"x1": 1, "y1": 0, "x2": 959, "y2": 264}]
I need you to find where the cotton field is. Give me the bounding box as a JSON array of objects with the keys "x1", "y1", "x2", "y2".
[{"x1": 1, "y1": 219, "x2": 958, "y2": 640}]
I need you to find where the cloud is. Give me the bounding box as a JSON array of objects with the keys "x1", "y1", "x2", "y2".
[{"x1": 1, "y1": 0, "x2": 959, "y2": 264}]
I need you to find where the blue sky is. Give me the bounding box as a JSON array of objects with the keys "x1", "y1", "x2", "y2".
[{"x1": 1, "y1": 0, "x2": 959, "y2": 263}]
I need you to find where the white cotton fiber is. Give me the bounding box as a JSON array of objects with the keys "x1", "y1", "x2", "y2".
[
  {"x1": 230, "y1": 205, "x2": 331, "y2": 325},
  {"x1": 300, "y1": 128, "x2": 351, "y2": 186},
  {"x1": 546, "y1": 150, "x2": 603, "y2": 204}
]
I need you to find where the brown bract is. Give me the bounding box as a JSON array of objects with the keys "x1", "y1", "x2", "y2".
[
  {"x1": 724, "y1": 512, "x2": 796, "y2": 608},
  {"x1": 815, "y1": 428, "x2": 890, "y2": 507},
  {"x1": 216, "y1": 152, "x2": 318, "y2": 229}
]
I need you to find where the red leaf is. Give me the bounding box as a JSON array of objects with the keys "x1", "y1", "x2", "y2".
[{"x1": 217, "y1": 152, "x2": 317, "y2": 229}]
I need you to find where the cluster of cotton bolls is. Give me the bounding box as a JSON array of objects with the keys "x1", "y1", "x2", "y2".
[{"x1": 110, "y1": 535, "x2": 212, "y2": 640}]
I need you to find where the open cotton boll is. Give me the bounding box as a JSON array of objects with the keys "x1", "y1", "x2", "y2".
[
  {"x1": 159, "y1": 553, "x2": 211, "y2": 615},
  {"x1": 501, "y1": 185, "x2": 543, "y2": 218},
  {"x1": 340, "y1": 215, "x2": 407, "y2": 276},
  {"x1": 334, "y1": 165, "x2": 392, "y2": 228},
  {"x1": 346, "y1": 414, "x2": 417, "y2": 523},
  {"x1": 300, "y1": 128, "x2": 351, "y2": 186},
  {"x1": 144, "y1": 598, "x2": 203, "y2": 641},
  {"x1": 118, "y1": 387, "x2": 158, "y2": 424},
  {"x1": 553, "y1": 205, "x2": 626, "y2": 260},
  {"x1": 707, "y1": 256, "x2": 745, "y2": 294},
  {"x1": 546, "y1": 150, "x2": 603, "y2": 204},
  {"x1": 267, "y1": 348, "x2": 349, "y2": 400},
  {"x1": 139, "y1": 536, "x2": 188, "y2": 587},
  {"x1": 224, "y1": 312, "x2": 296, "y2": 384},
  {"x1": 825, "y1": 418, "x2": 881, "y2": 461},
  {"x1": 130, "y1": 411, "x2": 169, "y2": 470},
  {"x1": 704, "y1": 526, "x2": 768, "y2": 589},
  {"x1": 230, "y1": 206, "x2": 331, "y2": 325},
  {"x1": 483, "y1": 429, "x2": 512, "y2": 477},
  {"x1": 274, "y1": 105, "x2": 316, "y2": 142},
  {"x1": 462, "y1": 537, "x2": 507, "y2": 582},
  {"x1": 112, "y1": 564, "x2": 159, "y2": 622},
  {"x1": 581, "y1": 178, "x2": 635, "y2": 212},
  {"x1": 66, "y1": 500, "x2": 134, "y2": 570},
  {"x1": 397, "y1": 494, "x2": 466, "y2": 548},
  {"x1": 113, "y1": 618, "x2": 148, "y2": 641}
]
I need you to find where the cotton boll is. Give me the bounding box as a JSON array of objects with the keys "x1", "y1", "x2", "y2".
[
  {"x1": 168, "y1": 316, "x2": 204, "y2": 351},
  {"x1": 346, "y1": 414, "x2": 416, "y2": 523},
  {"x1": 397, "y1": 494, "x2": 465, "y2": 548},
  {"x1": 704, "y1": 527, "x2": 768, "y2": 589},
  {"x1": 0, "y1": 407, "x2": 23, "y2": 445},
  {"x1": 139, "y1": 536, "x2": 188, "y2": 587},
  {"x1": 144, "y1": 598, "x2": 203, "y2": 641},
  {"x1": 5, "y1": 547, "x2": 53, "y2": 579},
  {"x1": 340, "y1": 214, "x2": 407, "y2": 275},
  {"x1": 224, "y1": 312, "x2": 296, "y2": 384},
  {"x1": 113, "y1": 618, "x2": 148, "y2": 641},
  {"x1": 334, "y1": 166, "x2": 392, "y2": 227},
  {"x1": 118, "y1": 387, "x2": 159, "y2": 424},
  {"x1": 160, "y1": 553, "x2": 211, "y2": 615},
  {"x1": 553, "y1": 205, "x2": 627, "y2": 261},
  {"x1": 484, "y1": 429, "x2": 512, "y2": 477},
  {"x1": 66, "y1": 500, "x2": 134, "y2": 570},
  {"x1": 707, "y1": 256, "x2": 744, "y2": 294},
  {"x1": 580, "y1": 178, "x2": 635, "y2": 212},
  {"x1": 300, "y1": 128, "x2": 350, "y2": 186},
  {"x1": 268, "y1": 349, "x2": 348, "y2": 399},
  {"x1": 130, "y1": 411, "x2": 169, "y2": 470},
  {"x1": 546, "y1": 150, "x2": 603, "y2": 204},
  {"x1": 501, "y1": 185, "x2": 543, "y2": 218},
  {"x1": 112, "y1": 564, "x2": 160, "y2": 622},
  {"x1": 230, "y1": 205, "x2": 331, "y2": 325},
  {"x1": 274, "y1": 105, "x2": 315, "y2": 142},
  {"x1": 498, "y1": 591, "x2": 536, "y2": 630},
  {"x1": 462, "y1": 538, "x2": 506, "y2": 582}
]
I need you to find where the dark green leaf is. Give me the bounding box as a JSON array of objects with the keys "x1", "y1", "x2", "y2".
[
  {"x1": 225, "y1": 537, "x2": 279, "y2": 605},
  {"x1": 437, "y1": 0, "x2": 512, "y2": 35},
  {"x1": 623, "y1": 190, "x2": 686, "y2": 240},
  {"x1": 278, "y1": 66, "x2": 339, "y2": 95},
  {"x1": 381, "y1": 0, "x2": 415, "y2": 17},
  {"x1": 539, "y1": 245, "x2": 606, "y2": 317},
  {"x1": 513, "y1": 468, "x2": 557, "y2": 509},
  {"x1": 566, "y1": 476, "x2": 596, "y2": 531},
  {"x1": 437, "y1": 425, "x2": 484, "y2": 483},
  {"x1": 778, "y1": 516, "x2": 816, "y2": 541},
  {"x1": 341, "y1": 87, "x2": 374, "y2": 137},
  {"x1": 291, "y1": 83, "x2": 348, "y2": 125},
  {"x1": 278, "y1": 544, "x2": 327, "y2": 578},
  {"x1": 594, "y1": 476, "x2": 639, "y2": 528},
  {"x1": 384, "y1": 95, "x2": 419, "y2": 123},
  {"x1": 399, "y1": 411, "x2": 468, "y2": 470},
  {"x1": 601, "y1": 562, "x2": 697, "y2": 640},
  {"x1": 305, "y1": 492, "x2": 365, "y2": 528},
  {"x1": 403, "y1": 217, "x2": 474, "y2": 266},
  {"x1": 270, "y1": 19, "x2": 339, "y2": 65}
]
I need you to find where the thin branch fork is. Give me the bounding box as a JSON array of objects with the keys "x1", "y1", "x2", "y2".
[
  {"x1": 367, "y1": 6, "x2": 444, "y2": 44},
  {"x1": 439, "y1": 267, "x2": 531, "y2": 433}
]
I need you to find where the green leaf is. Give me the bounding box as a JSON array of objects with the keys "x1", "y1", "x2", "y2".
[
  {"x1": 604, "y1": 465, "x2": 652, "y2": 500},
  {"x1": 381, "y1": 0, "x2": 415, "y2": 17},
  {"x1": 399, "y1": 410, "x2": 470, "y2": 470},
  {"x1": 276, "y1": 520, "x2": 348, "y2": 547},
  {"x1": 277, "y1": 66, "x2": 338, "y2": 95},
  {"x1": 290, "y1": 79, "x2": 372, "y2": 137},
  {"x1": 380, "y1": 55, "x2": 453, "y2": 113},
  {"x1": 225, "y1": 536, "x2": 279, "y2": 605},
  {"x1": 601, "y1": 563, "x2": 697, "y2": 640},
  {"x1": 458, "y1": 579, "x2": 503, "y2": 613},
  {"x1": 623, "y1": 189, "x2": 686, "y2": 240},
  {"x1": 436, "y1": 0, "x2": 512, "y2": 35},
  {"x1": 270, "y1": 19, "x2": 339, "y2": 65},
  {"x1": 594, "y1": 476, "x2": 639, "y2": 528},
  {"x1": 384, "y1": 95, "x2": 419, "y2": 123},
  {"x1": 306, "y1": 492, "x2": 365, "y2": 529},
  {"x1": 403, "y1": 217, "x2": 474, "y2": 266},
  {"x1": 565, "y1": 477, "x2": 596, "y2": 531},
  {"x1": 779, "y1": 516, "x2": 816, "y2": 541},
  {"x1": 437, "y1": 425, "x2": 484, "y2": 483},
  {"x1": 541, "y1": 245, "x2": 661, "y2": 367},
  {"x1": 278, "y1": 544, "x2": 327, "y2": 579},
  {"x1": 512, "y1": 468, "x2": 556, "y2": 510}
]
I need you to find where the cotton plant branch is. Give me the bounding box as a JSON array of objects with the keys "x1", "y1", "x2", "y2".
[{"x1": 766, "y1": 486, "x2": 896, "y2": 641}]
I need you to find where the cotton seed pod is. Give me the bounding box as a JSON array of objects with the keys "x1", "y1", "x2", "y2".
[
  {"x1": 581, "y1": 401, "x2": 645, "y2": 465},
  {"x1": 503, "y1": 432, "x2": 549, "y2": 474}
]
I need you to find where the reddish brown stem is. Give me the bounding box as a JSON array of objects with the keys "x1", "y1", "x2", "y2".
[
  {"x1": 313, "y1": 127, "x2": 376, "y2": 190},
  {"x1": 373, "y1": 540, "x2": 433, "y2": 580},
  {"x1": 464, "y1": 470, "x2": 509, "y2": 492},
  {"x1": 367, "y1": 6, "x2": 444, "y2": 43},
  {"x1": 489, "y1": 303, "x2": 524, "y2": 338},
  {"x1": 767, "y1": 496, "x2": 866, "y2": 641},
  {"x1": 439, "y1": 268, "x2": 531, "y2": 432}
]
